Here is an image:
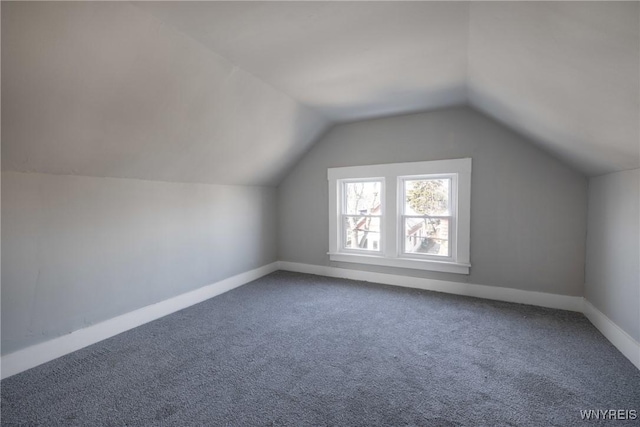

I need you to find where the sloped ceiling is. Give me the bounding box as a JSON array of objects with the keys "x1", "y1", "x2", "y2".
[
  {"x1": 1, "y1": 1, "x2": 329, "y2": 186},
  {"x1": 2, "y1": 2, "x2": 638, "y2": 184},
  {"x1": 134, "y1": 1, "x2": 470, "y2": 123},
  {"x1": 468, "y1": 2, "x2": 639, "y2": 176},
  {"x1": 136, "y1": 0, "x2": 640, "y2": 177}
]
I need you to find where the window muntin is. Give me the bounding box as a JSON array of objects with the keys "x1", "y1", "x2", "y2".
[
  {"x1": 403, "y1": 217, "x2": 450, "y2": 257},
  {"x1": 401, "y1": 177, "x2": 454, "y2": 259},
  {"x1": 328, "y1": 159, "x2": 471, "y2": 274},
  {"x1": 340, "y1": 180, "x2": 383, "y2": 252}
]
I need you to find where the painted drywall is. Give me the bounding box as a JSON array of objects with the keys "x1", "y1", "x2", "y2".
[
  {"x1": 136, "y1": 1, "x2": 469, "y2": 122},
  {"x1": 1, "y1": 1, "x2": 328, "y2": 186},
  {"x1": 1, "y1": 172, "x2": 277, "y2": 355},
  {"x1": 278, "y1": 107, "x2": 588, "y2": 296},
  {"x1": 3, "y1": 2, "x2": 636, "y2": 185},
  {"x1": 585, "y1": 169, "x2": 640, "y2": 342},
  {"x1": 468, "y1": 2, "x2": 639, "y2": 176},
  {"x1": 138, "y1": 1, "x2": 639, "y2": 177}
]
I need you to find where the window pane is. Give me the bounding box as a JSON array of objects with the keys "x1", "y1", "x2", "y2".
[
  {"x1": 343, "y1": 216, "x2": 381, "y2": 251},
  {"x1": 404, "y1": 179, "x2": 450, "y2": 216},
  {"x1": 344, "y1": 181, "x2": 382, "y2": 215},
  {"x1": 404, "y1": 217, "x2": 449, "y2": 256}
]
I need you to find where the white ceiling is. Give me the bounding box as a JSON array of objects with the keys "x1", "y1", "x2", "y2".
[
  {"x1": 136, "y1": 1, "x2": 639, "y2": 177},
  {"x1": 135, "y1": 1, "x2": 470, "y2": 123},
  {"x1": 468, "y1": 2, "x2": 639, "y2": 176},
  {"x1": 3, "y1": 2, "x2": 638, "y2": 183},
  {"x1": 2, "y1": 2, "x2": 329, "y2": 186}
]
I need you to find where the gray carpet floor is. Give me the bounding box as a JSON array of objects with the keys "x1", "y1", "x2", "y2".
[{"x1": 2, "y1": 271, "x2": 639, "y2": 426}]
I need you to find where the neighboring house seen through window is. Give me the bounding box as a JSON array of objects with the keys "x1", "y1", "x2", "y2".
[
  {"x1": 328, "y1": 158, "x2": 471, "y2": 274},
  {"x1": 342, "y1": 180, "x2": 383, "y2": 253}
]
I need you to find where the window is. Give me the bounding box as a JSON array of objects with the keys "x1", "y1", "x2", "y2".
[
  {"x1": 342, "y1": 180, "x2": 383, "y2": 252},
  {"x1": 328, "y1": 158, "x2": 471, "y2": 274},
  {"x1": 401, "y1": 177, "x2": 454, "y2": 259}
]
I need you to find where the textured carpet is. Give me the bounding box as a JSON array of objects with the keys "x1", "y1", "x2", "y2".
[{"x1": 2, "y1": 271, "x2": 639, "y2": 426}]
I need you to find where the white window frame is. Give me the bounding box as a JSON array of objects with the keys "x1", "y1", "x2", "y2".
[
  {"x1": 339, "y1": 178, "x2": 385, "y2": 255},
  {"x1": 399, "y1": 173, "x2": 456, "y2": 262},
  {"x1": 328, "y1": 158, "x2": 471, "y2": 275}
]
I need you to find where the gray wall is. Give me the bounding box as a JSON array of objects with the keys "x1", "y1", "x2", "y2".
[
  {"x1": 1, "y1": 172, "x2": 277, "y2": 355},
  {"x1": 278, "y1": 107, "x2": 588, "y2": 296},
  {"x1": 585, "y1": 169, "x2": 640, "y2": 341}
]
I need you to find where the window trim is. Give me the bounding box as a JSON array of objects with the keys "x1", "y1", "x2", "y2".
[{"x1": 328, "y1": 158, "x2": 471, "y2": 275}]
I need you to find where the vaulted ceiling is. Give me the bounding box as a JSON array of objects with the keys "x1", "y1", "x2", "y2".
[
  {"x1": 467, "y1": 2, "x2": 639, "y2": 177},
  {"x1": 2, "y1": 1, "x2": 638, "y2": 184},
  {"x1": 136, "y1": 1, "x2": 470, "y2": 122}
]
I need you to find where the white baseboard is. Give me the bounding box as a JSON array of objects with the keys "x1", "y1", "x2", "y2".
[
  {"x1": 583, "y1": 300, "x2": 640, "y2": 370},
  {"x1": 4, "y1": 261, "x2": 637, "y2": 379},
  {"x1": 278, "y1": 261, "x2": 584, "y2": 312},
  {"x1": 278, "y1": 261, "x2": 639, "y2": 370},
  {"x1": 1, "y1": 262, "x2": 279, "y2": 380}
]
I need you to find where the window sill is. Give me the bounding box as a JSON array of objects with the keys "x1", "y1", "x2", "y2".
[{"x1": 328, "y1": 252, "x2": 470, "y2": 274}]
